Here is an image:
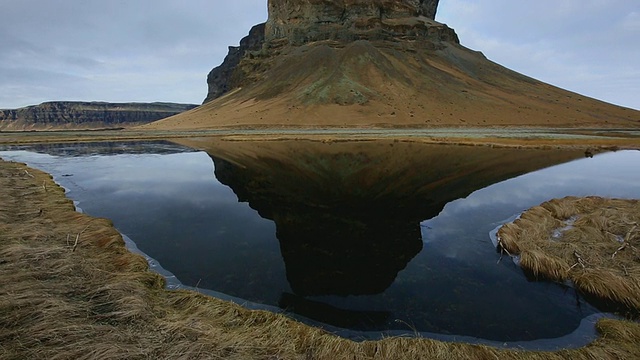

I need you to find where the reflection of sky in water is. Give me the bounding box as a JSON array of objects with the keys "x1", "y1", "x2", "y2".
[
  {"x1": 0, "y1": 149, "x2": 286, "y2": 305},
  {"x1": 451, "y1": 151, "x2": 638, "y2": 209},
  {"x1": 1, "y1": 146, "x2": 639, "y2": 344},
  {"x1": 423, "y1": 151, "x2": 640, "y2": 261}
]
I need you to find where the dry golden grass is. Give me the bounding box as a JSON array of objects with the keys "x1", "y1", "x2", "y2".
[
  {"x1": 143, "y1": 40, "x2": 640, "y2": 130},
  {"x1": 2, "y1": 159, "x2": 640, "y2": 359},
  {"x1": 498, "y1": 196, "x2": 640, "y2": 312}
]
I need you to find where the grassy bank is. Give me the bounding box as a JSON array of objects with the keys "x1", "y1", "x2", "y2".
[
  {"x1": 2, "y1": 159, "x2": 640, "y2": 359},
  {"x1": 498, "y1": 196, "x2": 640, "y2": 314}
]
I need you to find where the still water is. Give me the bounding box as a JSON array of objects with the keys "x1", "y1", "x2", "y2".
[{"x1": 1, "y1": 140, "x2": 638, "y2": 347}]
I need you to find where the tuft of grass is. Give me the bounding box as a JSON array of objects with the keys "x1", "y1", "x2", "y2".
[
  {"x1": 498, "y1": 196, "x2": 640, "y2": 312},
  {"x1": 2, "y1": 159, "x2": 640, "y2": 359}
]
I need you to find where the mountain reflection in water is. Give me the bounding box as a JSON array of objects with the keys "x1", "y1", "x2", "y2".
[
  {"x1": 5, "y1": 139, "x2": 638, "y2": 343},
  {"x1": 202, "y1": 140, "x2": 580, "y2": 300},
  {"x1": 213, "y1": 155, "x2": 424, "y2": 297},
  {"x1": 175, "y1": 138, "x2": 601, "y2": 337}
]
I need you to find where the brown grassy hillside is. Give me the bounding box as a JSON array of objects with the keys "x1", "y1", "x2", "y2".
[{"x1": 145, "y1": 39, "x2": 640, "y2": 130}]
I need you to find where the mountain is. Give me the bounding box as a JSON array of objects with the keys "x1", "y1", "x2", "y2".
[
  {"x1": 0, "y1": 101, "x2": 197, "y2": 131},
  {"x1": 145, "y1": 0, "x2": 640, "y2": 130}
]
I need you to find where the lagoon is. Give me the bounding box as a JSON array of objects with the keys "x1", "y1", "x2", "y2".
[{"x1": 1, "y1": 140, "x2": 638, "y2": 346}]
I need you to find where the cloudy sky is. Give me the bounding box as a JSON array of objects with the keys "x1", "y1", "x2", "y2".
[{"x1": 1, "y1": 0, "x2": 638, "y2": 110}]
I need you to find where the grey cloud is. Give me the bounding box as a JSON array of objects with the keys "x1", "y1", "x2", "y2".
[
  {"x1": 1, "y1": 0, "x2": 637, "y2": 110},
  {"x1": 0, "y1": 0, "x2": 267, "y2": 108},
  {"x1": 0, "y1": 68, "x2": 93, "y2": 109},
  {"x1": 437, "y1": 0, "x2": 640, "y2": 109}
]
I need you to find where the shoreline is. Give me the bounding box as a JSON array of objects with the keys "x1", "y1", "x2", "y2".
[
  {"x1": 2, "y1": 146, "x2": 640, "y2": 358},
  {"x1": 122, "y1": 226, "x2": 616, "y2": 351},
  {"x1": 0, "y1": 127, "x2": 639, "y2": 151},
  {"x1": 497, "y1": 196, "x2": 640, "y2": 314}
]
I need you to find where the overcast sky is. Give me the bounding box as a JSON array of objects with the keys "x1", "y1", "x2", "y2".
[{"x1": 1, "y1": 1, "x2": 638, "y2": 110}]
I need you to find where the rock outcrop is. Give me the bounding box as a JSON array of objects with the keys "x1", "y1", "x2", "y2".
[
  {"x1": 265, "y1": 0, "x2": 447, "y2": 44},
  {"x1": 204, "y1": 24, "x2": 265, "y2": 103},
  {"x1": 0, "y1": 101, "x2": 197, "y2": 130},
  {"x1": 204, "y1": 0, "x2": 455, "y2": 104}
]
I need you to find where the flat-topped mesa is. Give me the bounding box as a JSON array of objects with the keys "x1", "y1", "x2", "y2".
[
  {"x1": 0, "y1": 101, "x2": 197, "y2": 130},
  {"x1": 203, "y1": 0, "x2": 459, "y2": 104},
  {"x1": 265, "y1": 0, "x2": 457, "y2": 44}
]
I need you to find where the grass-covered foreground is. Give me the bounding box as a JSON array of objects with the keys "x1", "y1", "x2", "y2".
[{"x1": 1, "y1": 159, "x2": 640, "y2": 359}]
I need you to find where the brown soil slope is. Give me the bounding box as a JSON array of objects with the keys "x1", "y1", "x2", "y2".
[{"x1": 146, "y1": 38, "x2": 640, "y2": 130}]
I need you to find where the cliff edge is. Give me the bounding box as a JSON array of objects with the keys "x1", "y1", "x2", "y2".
[{"x1": 0, "y1": 102, "x2": 197, "y2": 131}]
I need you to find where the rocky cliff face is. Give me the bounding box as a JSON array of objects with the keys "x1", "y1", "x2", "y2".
[
  {"x1": 265, "y1": 0, "x2": 444, "y2": 43},
  {"x1": 204, "y1": 23, "x2": 265, "y2": 103},
  {"x1": 0, "y1": 102, "x2": 197, "y2": 130},
  {"x1": 204, "y1": 0, "x2": 455, "y2": 103}
]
